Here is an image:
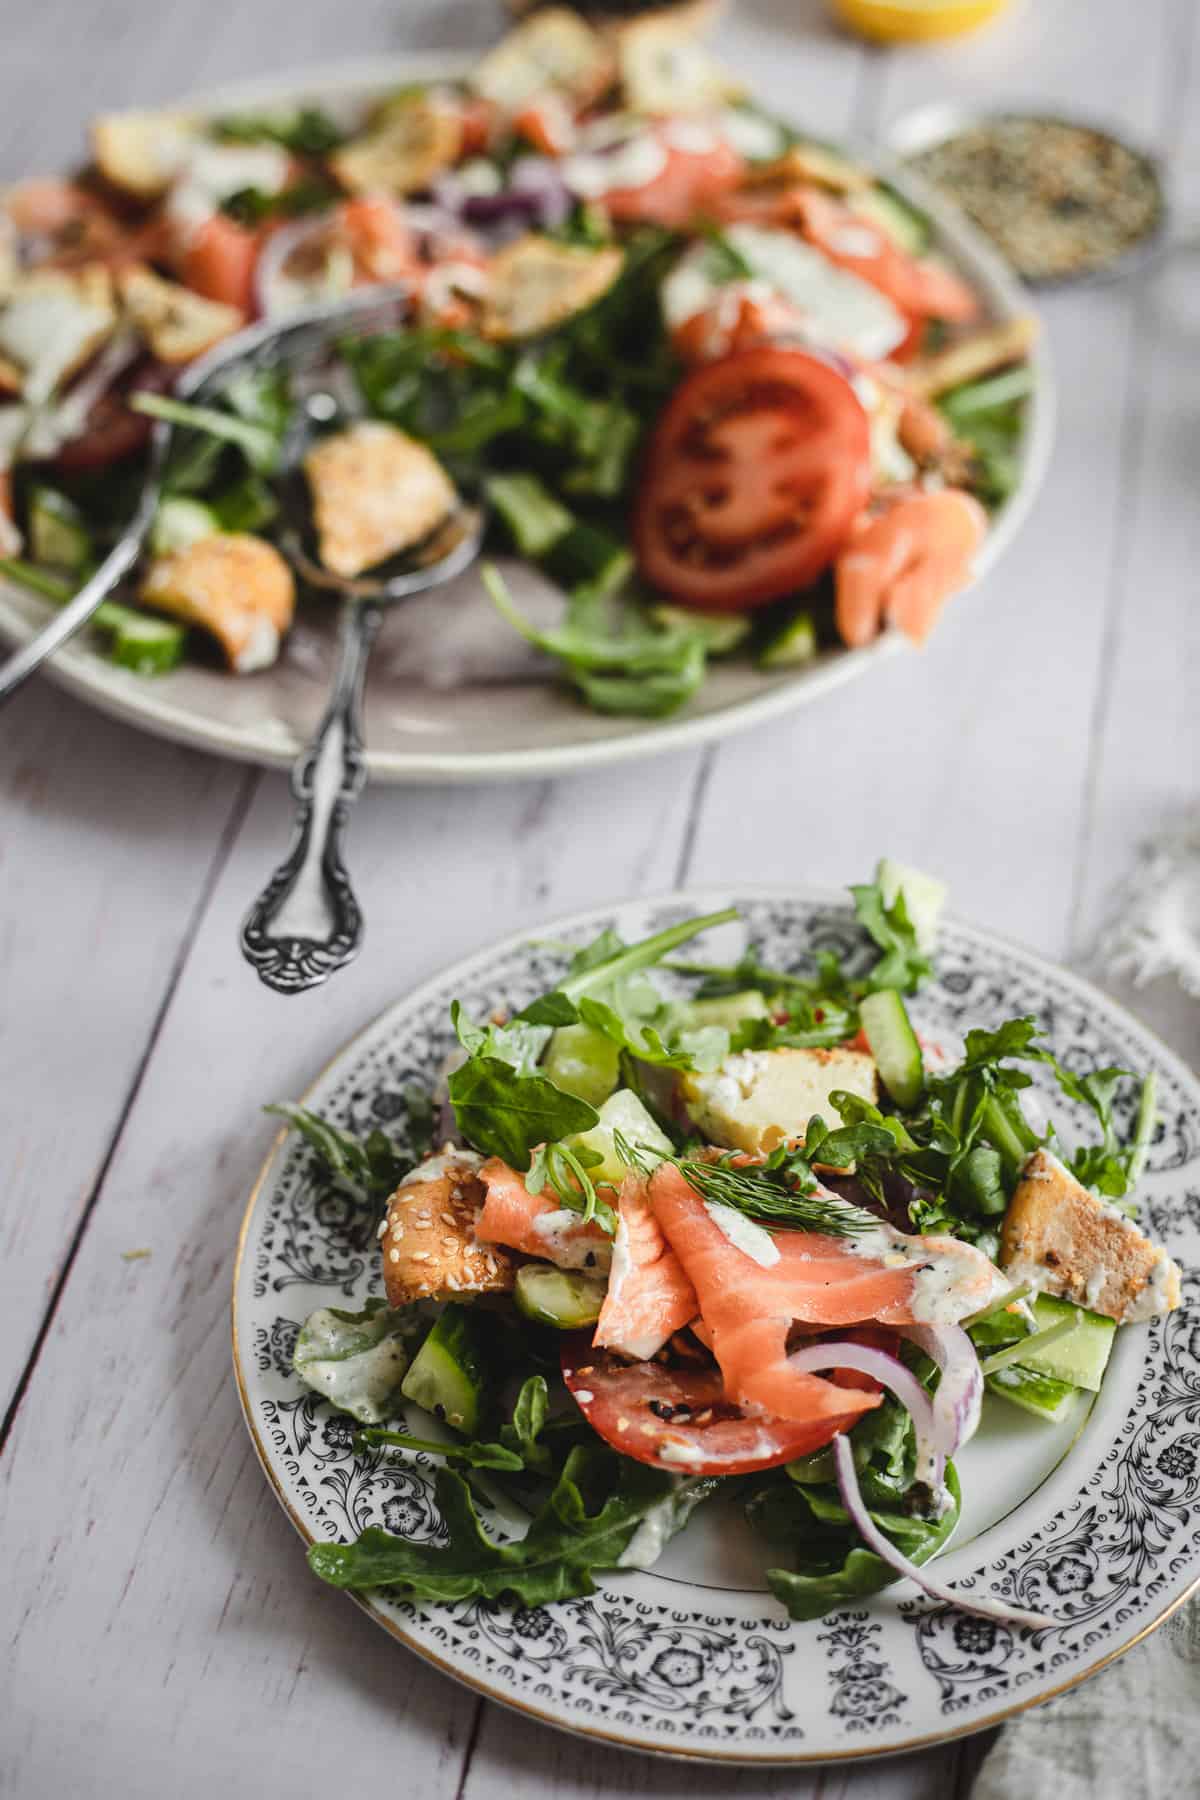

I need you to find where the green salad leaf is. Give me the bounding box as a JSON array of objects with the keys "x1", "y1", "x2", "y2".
[
  {"x1": 447, "y1": 1057, "x2": 598, "y2": 1170},
  {"x1": 308, "y1": 1445, "x2": 709, "y2": 1607},
  {"x1": 264, "y1": 1104, "x2": 411, "y2": 1205}
]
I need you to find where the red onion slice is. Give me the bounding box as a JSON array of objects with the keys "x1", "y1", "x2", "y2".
[
  {"x1": 897, "y1": 1322, "x2": 984, "y2": 1489},
  {"x1": 833, "y1": 1435, "x2": 1059, "y2": 1630},
  {"x1": 787, "y1": 1340, "x2": 943, "y2": 1492}
]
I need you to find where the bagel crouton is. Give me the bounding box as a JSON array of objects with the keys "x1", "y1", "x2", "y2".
[
  {"x1": 118, "y1": 264, "x2": 243, "y2": 362},
  {"x1": 1001, "y1": 1149, "x2": 1181, "y2": 1323},
  {"x1": 380, "y1": 1151, "x2": 517, "y2": 1308},
  {"x1": 473, "y1": 9, "x2": 614, "y2": 113},
  {"x1": 303, "y1": 421, "x2": 458, "y2": 577},
  {"x1": 479, "y1": 235, "x2": 623, "y2": 341},
  {"x1": 139, "y1": 533, "x2": 295, "y2": 672}
]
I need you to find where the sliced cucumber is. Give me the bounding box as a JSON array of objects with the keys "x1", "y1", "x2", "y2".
[
  {"x1": 151, "y1": 496, "x2": 220, "y2": 557},
  {"x1": 859, "y1": 989, "x2": 924, "y2": 1110},
  {"x1": 514, "y1": 1264, "x2": 607, "y2": 1329},
  {"x1": 677, "y1": 990, "x2": 769, "y2": 1032},
  {"x1": 485, "y1": 471, "x2": 573, "y2": 559},
  {"x1": 987, "y1": 1364, "x2": 1078, "y2": 1424},
  {"x1": 400, "y1": 1304, "x2": 489, "y2": 1436},
  {"x1": 543, "y1": 1023, "x2": 621, "y2": 1108},
  {"x1": 876, "y1": 857, "x2": 946, "y2": 953},
  {"x1": 28, "y1": 487, "x2": 91, "y2": 573},
  {"x1": 568, "y1": 1087, "x2": 674, "y2": 1187},
  {"x1": 650, "y1": 605, "x2": 751, "y2": 657},
  {"x1": 755, "y1": 604, "x2": 817, "y2": 670}
]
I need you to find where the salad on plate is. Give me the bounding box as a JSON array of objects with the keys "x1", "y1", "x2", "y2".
[
  {"x1": 273, "y1": 859, "x2": 1179, "y2": 1624},
  {"x1": 1, "y1": 8, "x2": 1035, "y2": 714}
]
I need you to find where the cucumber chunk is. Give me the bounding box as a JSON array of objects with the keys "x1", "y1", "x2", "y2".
[
  {"x1": 568, "y1": 1088, "x2": 674, "y2": 1187},
  {"x1": 94, "y1": 603, "x2": 187, "y2": 675},
  {"x1": 400, "y1": 1304, "x2": 489, "y2": 1436},
  {"x1": 151, "y1": 496, "x2": 220, "y2": 557},
  {"x1": 852, "y1": 185, "x2": 931, "y2": 256},
  {"x1": 485, "y1": 471, "x2": 572, "y2": 558},
  {"x1": 876, "y1": 856, "x2": 946, "y2": 953},
  {"x1": 543, "y1": 1023, "x2": 621, "y2": 1108},
  {"x1": 650, "y1": 605, "x2": 751, "y2": 657},
  {"x1": 755, "y1": 605, "x2": 817, "y2": 670},
  {"x1": 28, "y1": 488, "x2": 91, "y2": 572},
  {"x1": 513, "y1": 1264, "x2": 607, "y2": 1329},
  {"x1": 987, "y1": 1364, "x2": 1078, "y2": 1424},
  {"x1": 677, "y1": 990, "x2": 769, "y2": 1032},
  {"x1": 1020, "y1": 1296, "x2": 1115, "y2": 1391},
  {"x1": 859, "y1": 989, "x2": 924, "y2": 1110}
]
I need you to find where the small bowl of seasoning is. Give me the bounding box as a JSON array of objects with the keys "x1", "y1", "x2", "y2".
[{"x1": 886, "y1": 107, "x2": 1167, "y2": 285}]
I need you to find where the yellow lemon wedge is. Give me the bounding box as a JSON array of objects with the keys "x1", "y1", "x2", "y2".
[{"x1": 831, "y1": 0, "x2": 1012, "y2": 41}]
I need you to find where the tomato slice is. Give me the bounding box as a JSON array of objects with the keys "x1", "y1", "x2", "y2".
[
  {"x1": 633, "y1": 346, "x2": 871, "y2": 611},
  {"x1": 561, "y1": 1340, "x2": 864, "y2": 1477}
]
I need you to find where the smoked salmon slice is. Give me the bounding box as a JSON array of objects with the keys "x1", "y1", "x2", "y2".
[
  {"x1": 593, "y1": 1177, "x2": 699, "y2": 1362},
  {"x1": 649, "y1": 1163, "x2": 1003, "y2": 1423},
  {"x1": 475, "y1": 1158, "x2": 612, "y2": 1272}
]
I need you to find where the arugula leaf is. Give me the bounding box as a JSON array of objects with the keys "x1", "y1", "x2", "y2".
[
  {"x1": 850, "y1": 882, "x2": 932, "y2": 993},
  {"x1": 482, "y1": 564, "x2": 709, "y2": 719},
  {"x1": 761, "y1": 1464, "x2": 961, "y2": 1622},
  {"x1": 308, "y1": 1446, "x2": 707, "y2": 1606},
  {"x1": 450, "y1": 1001, "x2": 551, "y2": 1075},
  {"x1": 523, "y1": 905, "x2": 739, "y2": 1026},
  {"x1": 358, "y1": 1427, "x2": 524, "y2": 1472},
  {"x1": 131, "y1": 392, "x2": 283, "y2": 476},
  {"x1": 499, "y1": 1375, "x2": 552, "y2": 1472},
  {"x1": 265, "y1": 1104, "x2": 410, "y2": 1205},
  {"x1": 526, "y1": 1139, "x2": 614, "y2": 1232},
  {"x1": 448, "y1": 1056, "x2": 598, "y2": 1169}
]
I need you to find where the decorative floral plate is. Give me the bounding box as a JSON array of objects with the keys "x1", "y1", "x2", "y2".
[
  {"x1": 232, "y1": 889, "x2": 1200, "y2": 1763},
  {"x1": 0, "y1": 54, "x2": 1052, "y2": 785}
]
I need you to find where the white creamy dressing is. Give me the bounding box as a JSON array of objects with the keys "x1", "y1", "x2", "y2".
[
  {"x1": 561, "y1": 132, "x2": 667, "y2": 200},
  {"x1": 260, "y1": 242, "x2": 356, "y2": 320},
  {"x1": 839, "y1": 1199, "x2": 1009, "y2": 1325},
  {"x1": 294, "y1": 1306, "x2": 410, "y2": 1425},
  {"x1": 232, "y1": 615, "x2": 282, "y2": 674},
  {"x1": 661, "y1": 224, "x2": 906, "y2": 362},
  {"x1": 703, "y1": 1199, "x2": 780, "y2": 1268},
  {"x1": 0, "y1": 292, "x2": 112, "y2": 406},
  {"x1": 1125, "y1": 1250, "x2": 1180, "y2": 1322},
  {"x1": 852, "y1": 370, "x2": 916, "y2": 486},
  {"x1": 658, "y1": 117, "x2": 721, "y2": 156},
  {"x1": 403, "y1": 1147, "x2": 484, "y2": 1185},
  {"x1": 617, "y1": 1493, "x2": 685, "y2": 1566},
  {"x1": 530, "y1": 1207, "x2": 613, "y2": 1272}
]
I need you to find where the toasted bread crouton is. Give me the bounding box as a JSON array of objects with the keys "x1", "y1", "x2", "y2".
[
  {"x1": 681, "y1": 1046, "x2": 879, "y2": 1155},
  {"x1": 907, "y1": 316, "x2": 1037, "y2": 400},
  {"x1": 139, "y1": 533, "x2": 295, "y2": 672},
  {"x1": 740, "y1": 142, "x2": 872, "y2": 196},
  {"x1": 330, "y1": 95, "x2": 462, "y2": 197},
  {"x1": 480, "y1": 235, "x2": 624, "y2": 341},
  {"x1": 618, "y1": 20, "x2": 742, "y2": 114},
  {"x1": 1001, "y1": 1149, "x2": 1181, "y2": 1323},
  {"x1": 473, "y1": 8, "x2": 615, "y2": 112},
  {"x1": 118, "y1": 264, "x2": 243, "y2": 362},
  {"x1": 91, "y1": 110, "x2": 196, "y2": 199},
  {"x1": 0, "y1": 266, "x2": 116, "y2": 404},
  {"x1": 303, "y1": 421, "x2": 457, "y2": 578},
  {"x1": 381, "y1": 1155, "x2": 517, "y2": 1308}
]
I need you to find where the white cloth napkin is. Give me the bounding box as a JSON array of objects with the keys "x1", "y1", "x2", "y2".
[
  {"x1": 1100, "y1": 818, "x2": 1200, "y2": 999},
  {"x1": 971, "y1": 1592, "x2": 1200, "y2": 1799}
]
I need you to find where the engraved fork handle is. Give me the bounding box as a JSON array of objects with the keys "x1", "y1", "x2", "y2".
[{"x1": 240, "y1": 600, "x2": 382, "y2": 994}]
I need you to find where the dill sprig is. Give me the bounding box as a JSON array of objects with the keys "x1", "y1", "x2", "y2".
[{"x1": 675, "y1": 1155, "x2": 878, "y2": 1237}]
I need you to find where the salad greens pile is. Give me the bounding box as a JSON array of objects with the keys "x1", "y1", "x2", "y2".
[{"x1": 271, "y1": 863, "x2": 1157, "y2": 1620}]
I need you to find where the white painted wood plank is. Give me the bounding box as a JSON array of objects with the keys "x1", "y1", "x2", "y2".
[
  {"x1": 1067, "y1": 0, "x2": 1200, "y2": 1069},
  {"x1": 0, "y1": 683, "x2": 246, "y2": 1407},
  {"x1": 686, "y1": 0, "x2": 1177, "y2": 962},
  {"x1": 0, "y1": 751, "x2": 699, "y2": 1800}
]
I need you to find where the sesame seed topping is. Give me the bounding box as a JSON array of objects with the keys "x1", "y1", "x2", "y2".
[
  {"x1": 577, "y1": 1366, "x2": 594, "y2": 1377},
  {"x1": 441, "y1": 1236, "x2": 459, "y2": 1250},
  {"x1": 388, "y1": 1249, "x2": 401, "y2": 1264},
  {"x1": 617, "y1": 1417, "x2": 629, "y2": 1432},
  {"x1": 376, "y1": 1219, "x2": 388, "y2": 1240},
  {"x1": 440, "y1": 1212, "x2": 456, "y2": 1227},
  {"x1": 410, "y1": 1250, "x2": 430, "y2": 1262}
]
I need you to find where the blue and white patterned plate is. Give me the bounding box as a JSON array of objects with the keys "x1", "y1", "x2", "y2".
[{"x1": 232, "y1": 889, "x2": 1200, "y2": 1763}]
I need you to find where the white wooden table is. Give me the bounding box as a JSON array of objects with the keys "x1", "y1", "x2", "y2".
[{"x1": 3, "y1": 2, "x2": 1198, "y2": 1795}]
